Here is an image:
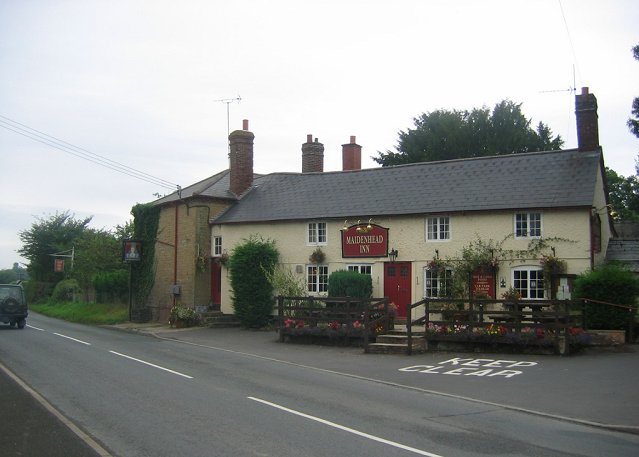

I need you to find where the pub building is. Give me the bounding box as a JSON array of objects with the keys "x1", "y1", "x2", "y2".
[{"x1": 147, "y1": 88, "x2": 613, "y2": 323}]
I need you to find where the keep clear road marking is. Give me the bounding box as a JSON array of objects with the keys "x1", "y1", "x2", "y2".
[
  {"x1": 248, "y1": 397, "x2": 445, "y2": 457},
  {"x1": 109, "y1": 351, "x2": 193, "y2": 379},
  {"x1": 53, "y1": 333, "x2": 92, "y2": 346}
]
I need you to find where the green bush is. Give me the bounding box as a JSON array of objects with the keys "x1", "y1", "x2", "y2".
[
  {"x1": 327, "y1": 270, "x2": 372, "y2": 299},
  {"x1": 51, "y1": 279, "x2": 81, "y2": 303},
  {"x1": 573, "y1": 263, "x2": 639, "y2": 330},
  {"x1": 23, "y1": 281, "x2": 54, "y2": 304},
  {"x1": 229, "y1": 236, "x2": 279, "y2": 328},
  {"x1": 92, "y1": 270, "x2": 128, "y2": 303}
]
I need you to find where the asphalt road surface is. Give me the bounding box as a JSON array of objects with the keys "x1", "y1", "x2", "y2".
[{"x1": 1, "y1": 313, "x2": 638, "y2": 457}]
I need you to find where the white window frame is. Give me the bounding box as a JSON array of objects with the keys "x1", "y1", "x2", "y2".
[
  {"x1": 213, "y1": 236, "x2": 223, "y2": 256},
  {"x1": 307, "y1": 221, "x2": 327, "y2": 246},
  {"x1": 426, "y1": 216, "x2": 451, "y2": 241},
  {"x1": 424, "y1": 267, "x2": 453, "y2": 298},
  {"x1": 306, "y1": 265, "x2": 328, "y2": 293},
  {"x1": 514, "y1": 212, "x2": 542, "y2": 239},
  {"x1": 512, "y1": 266, "x2": 545, "y2": 299},
  {"x1": 347, "y1": 264, "x2": 372, "y2": 275}
]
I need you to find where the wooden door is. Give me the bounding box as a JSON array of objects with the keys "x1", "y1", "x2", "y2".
[
  {"x1": 384, "y1": 262, "x2": 412, "y2": 318},
  {"x1": 211, "y1": 261, "x2": 222, "y2": 311}
]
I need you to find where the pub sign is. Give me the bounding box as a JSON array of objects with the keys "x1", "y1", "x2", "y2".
[{"x1": 341, "y1": 223, "x2": 389, "y2": 258}]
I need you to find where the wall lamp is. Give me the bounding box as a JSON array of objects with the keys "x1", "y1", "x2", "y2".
[
  {"x1": 356, "y1": 218, "x2": 374, "y2": 233},
  {"x1": 389, "y1": 248, "x2": 398, "y2": 262}
]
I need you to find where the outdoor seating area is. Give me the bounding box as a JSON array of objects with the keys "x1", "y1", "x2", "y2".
[
  {"x1": 275, "y1": 296, "x2": 634, "y2": 355},
  {"x1": 276, "y1": 296, "x2": 392, "y2": 346}
]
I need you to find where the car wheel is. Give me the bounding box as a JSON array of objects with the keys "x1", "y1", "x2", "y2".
[
  {"x1": 9, "y1": 321, "x2": 16, "y2": 328},
  {"x1": 17, "y1": 319, "x2": 26, "y2": 329}
]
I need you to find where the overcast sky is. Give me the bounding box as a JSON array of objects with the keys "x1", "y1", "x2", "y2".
[{"x1": 1, "y1": 0, "x2": 638, "y2": 269}]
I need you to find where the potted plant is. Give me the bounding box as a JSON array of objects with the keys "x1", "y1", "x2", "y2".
[{"x1": 309, "y1": 247, "x2": 326, "y2": 264}]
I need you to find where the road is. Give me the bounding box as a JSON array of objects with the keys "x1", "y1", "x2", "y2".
[{"x1": 0, "y1": 313, "x2": 638, "y2": 457}]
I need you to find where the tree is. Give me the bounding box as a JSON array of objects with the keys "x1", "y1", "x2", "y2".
[
  {"x1": 71, "y1": 228, "x2": 127, "y2": 299},
  {"x1": 573, "y1": 263, "x2": 639, "y2": 330},
  {"x1": 18, "y1": 211, "x2": 92, "y2": 282},
  {"x1": 228, "y1": 236, "x2": 279, "y2": 328},
  {"x1": 374, "y1": 100, "x2": 563, "y2": 166},
  {"x1": 628, "y1": 44, "x2": 639, "y2": 141},
  {"x1": 605, "y1": 168, "x2": 639, "y2": 221}
]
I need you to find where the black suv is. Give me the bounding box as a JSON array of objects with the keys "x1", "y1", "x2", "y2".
[{"x1": 0, "y1": 284, "x2": 28, "y2": 329}]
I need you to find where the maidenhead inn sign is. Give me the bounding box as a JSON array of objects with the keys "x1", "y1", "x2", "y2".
[{"x1": 341, "y1": 223, "x2": 389, "y2": 258}]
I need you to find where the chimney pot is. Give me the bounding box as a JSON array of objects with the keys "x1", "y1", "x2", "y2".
[
  {"x1": 342, "y1": 136, "x2": 362, "y2": 171},
  {"x1": 575, "y1": 88, "x2": 599, "y2": 152},
  {"x1": 229, "y1": 121, "x2": 255, "y2": 196},
  {"x1": 302, "y1": 134, "x2": 324, "y2": 173}
]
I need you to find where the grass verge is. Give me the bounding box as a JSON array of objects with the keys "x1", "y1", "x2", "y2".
[{"x1": 30, "y1": 301, "x2": 129, "y2": 325}]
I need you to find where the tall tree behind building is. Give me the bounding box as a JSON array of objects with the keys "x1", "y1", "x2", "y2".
[
  {"x1": 374, "y1": 100, "x2": 563, "y2": 166},
  {"x1": 628, "y1": 44, "x2": 639, "y2": 164}
]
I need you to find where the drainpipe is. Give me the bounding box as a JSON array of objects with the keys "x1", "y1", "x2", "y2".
[{"x1": 173, "y1": 202, "x2": 178, "y2": 306}]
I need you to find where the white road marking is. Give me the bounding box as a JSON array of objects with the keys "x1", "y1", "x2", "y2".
[
  {"x1": 53, "y1": 333, "x2": 91, "y2": 345},
  {"x1": 248, "y1": 396, "x2": 445, "y2": 457},
  {"x1": 26, "y1": 324, "x2": 45, "y2": 331},
  {"x1": 109, "y1": 351, "x2": 193, "y2": 379}
]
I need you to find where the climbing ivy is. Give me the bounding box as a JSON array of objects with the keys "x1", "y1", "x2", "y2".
[
  {"x1": 130, "y1": 203, "x2": 160, "y2": 316},
  {"x1": 446, "y1": 235, "x2": 575, "y2": 299}
]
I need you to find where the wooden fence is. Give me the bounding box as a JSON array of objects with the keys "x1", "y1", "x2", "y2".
[{"x1": 275, "y1": 296, "x2": 390, "y2": 348}]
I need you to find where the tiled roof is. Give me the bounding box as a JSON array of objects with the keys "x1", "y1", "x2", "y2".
[
  {"x1": 152, "y1": 170, "x2": 262, "y2": 205},
  {"x1": 212, "y1": 148, "x2": 602, "y2": 223},
  {"x1": 606, "y1": 239, "x2": 639, "y2": 272}
]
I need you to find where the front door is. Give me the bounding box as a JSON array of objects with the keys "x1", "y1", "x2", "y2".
[
  {"x1": 384, "y1": 262, "x2": 412, "y2": 318},
  {"x1": 211, "y1": 261, "x2": 222, "y2": 311}
]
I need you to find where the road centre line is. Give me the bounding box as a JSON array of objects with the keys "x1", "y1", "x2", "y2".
[
  {"x1": 53, "y1": 333, "x2": 91, "y2": 346},
  {"x1": 248, "y1": 396, "x2": 445, "y2": 457},
  {"x1": 109, "y1": 351, "x2": 193, "y2": 379}
]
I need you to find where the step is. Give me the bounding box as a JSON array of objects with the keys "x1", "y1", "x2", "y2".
[
  {"x1": 376, "y1": 333, "x2": 424, "y2": 345},
  {"x1": 367, "y1": 341, "x2": 426, "y2": 354},
  {"x1": 202, "y1": 313, "x2": 242, "y2": 328}
]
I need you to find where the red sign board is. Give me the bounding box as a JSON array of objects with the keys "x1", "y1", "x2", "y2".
[
  {"x1": 123, "y1": 240, "x2": 142, "y2": 262},
  {"x1": 341, "y1": 224, "x2": 389, "y2": 258},
  {"x1": 54, "y1": 259, "x2": 65, "y2": 272},
  {"x1": 471, "y1": 269, "x2": 495, "y2": 299}
]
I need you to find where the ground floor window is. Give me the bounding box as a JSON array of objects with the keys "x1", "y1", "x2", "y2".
[
  {"x1": 307, "y1": 265, "x2": 328, "y2": 293},
  {"x1": 347, "y1": 264, "x2": 372, "y2": 275},
  {"x1": 424, "y1": 268, "x2": 452, "y2": 298},
  {"x1": 513, "y1": 267, "x2": 544, "y2": 299}
]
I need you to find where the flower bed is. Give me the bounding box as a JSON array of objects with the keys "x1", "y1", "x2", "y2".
[
  {"x1": 424, "y1": 323, "x2": 592, "y2": 354},
  {"x1": 279, "y1": 318, "x2": 382, "y2": 346}
]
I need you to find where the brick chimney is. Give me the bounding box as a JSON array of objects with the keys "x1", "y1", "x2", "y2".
[
  {"x1": 229, "y1": 119, "x2": 254, "y2": 196},
  {"x1": 342, "y1": 135, "x2": 362, "y2": 171},
  {"x1": 575, "y1": 87, "x2": 600, "y2": 152},
  {"x1": 302, "y1": 134, "x2": 324, "y2": 173}
]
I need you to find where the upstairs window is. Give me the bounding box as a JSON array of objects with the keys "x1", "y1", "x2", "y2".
[
  {"x1": 307, "y1": 222, "x2": 327, "y2": 245},
  {"x1": 515, "y1": 212, "x2": 542, "y2": 238},
  {"x1": 427, "y1": 216, "x2": 450, "y2": 241},
  {"x1": 213, "y1": 236, "x2": 223, "y2": 256}
]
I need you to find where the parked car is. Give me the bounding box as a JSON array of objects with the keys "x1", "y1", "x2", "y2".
[{"x1": 0, "y1": 284, "x2": 28, "y2": 329}]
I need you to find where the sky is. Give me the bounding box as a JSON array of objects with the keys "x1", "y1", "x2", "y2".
[{"x1": 1, "y1": 0, "x2": 638, "y2": 269}]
